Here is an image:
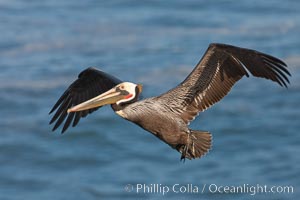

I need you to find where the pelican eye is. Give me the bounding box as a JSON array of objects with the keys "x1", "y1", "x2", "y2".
[{"x1": 120, "y1": 85, "x2": 125, "y2": 90}]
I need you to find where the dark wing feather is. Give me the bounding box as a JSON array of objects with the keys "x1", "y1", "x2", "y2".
[
  {"x1": 49, "y1": 67, "x2": 122, "y2": 133},
  {"x1": 157, "y1": 43, "x2": 290, "y2": 124}
]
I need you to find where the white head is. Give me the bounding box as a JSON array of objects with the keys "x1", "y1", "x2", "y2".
[{"x1": 115, "y1": 82, "x2": 142, "y2": 105}]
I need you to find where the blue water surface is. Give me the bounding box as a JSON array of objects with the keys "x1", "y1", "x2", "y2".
[{"x1": 0, "y1": 0, "x2": 299, "y2": 199}]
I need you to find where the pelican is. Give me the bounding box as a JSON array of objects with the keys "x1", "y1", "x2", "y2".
[{"x1": 49, "y1": 43, "x2": 290, "y2": 161}]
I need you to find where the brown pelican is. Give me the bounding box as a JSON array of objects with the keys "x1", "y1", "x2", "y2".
[{"x1": 49, "y1": 43, "x2": 290, "y2": 161}]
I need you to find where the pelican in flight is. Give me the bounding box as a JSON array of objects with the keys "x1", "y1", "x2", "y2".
[{"x1": 49, "y1": 43, "x2": 290, "y2": 161}]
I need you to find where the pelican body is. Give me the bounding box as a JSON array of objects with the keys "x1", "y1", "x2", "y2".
[{"x1": 49, "y1": 43, "x2": 290, "y2": 161}]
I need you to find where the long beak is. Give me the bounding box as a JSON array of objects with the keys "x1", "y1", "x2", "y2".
[{"x1": 67, "y1": 87, "x2": 123, "y2": 113}]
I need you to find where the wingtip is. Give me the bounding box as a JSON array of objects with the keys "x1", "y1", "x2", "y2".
[
  {"x1": 49, "y1": 109, "x2": 54, "y2": 115},
  {"x1": 51, "y1": 126, "x2": 66, "y2": 134},
  {"x1": 61, "y1": 125, "x2": 68, "y2": 134},
  {"x1": 49, "y1": 118, "x2": 55, "y2": 125},
  {"x1": 51, "y1": 127, "x2": 56, "y2": 132},
  {"x1": 277, "y1": 79, "x2": 290, "y2": 89},
  {"x1": 284, "y1": 81, "x2": 290, "y2": 89}
]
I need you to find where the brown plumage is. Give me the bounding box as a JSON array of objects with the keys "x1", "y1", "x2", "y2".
[{"x1": 49, "y1": 43, "x2": 290, "y2": 161}]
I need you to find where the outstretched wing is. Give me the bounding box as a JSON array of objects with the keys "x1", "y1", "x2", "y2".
[
  {"x1": 157, "y1": 43, "x2": 291, "y2": 124},
  {"x1": 49, "y1": 67, "x2": 122, "y2": 133}
]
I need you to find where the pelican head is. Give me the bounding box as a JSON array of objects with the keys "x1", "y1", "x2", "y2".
[{"x1": 67, "y1": 82, "x2": 143, "y2": 113}]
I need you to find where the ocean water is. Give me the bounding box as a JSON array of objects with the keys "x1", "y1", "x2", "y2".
[{"x1": 0, "y1": 0, "x2": 299, "y2": 199}]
